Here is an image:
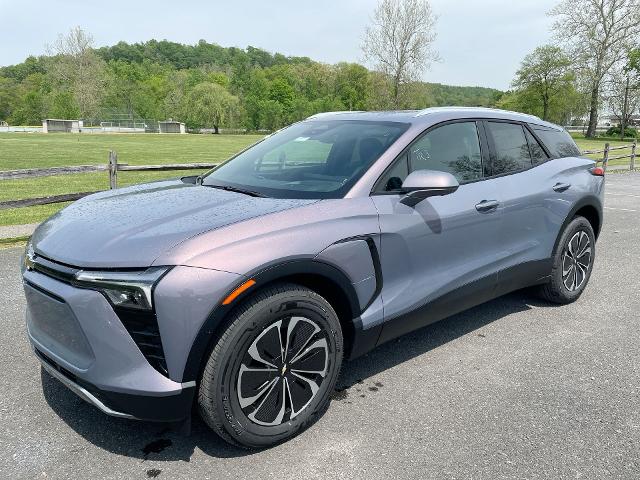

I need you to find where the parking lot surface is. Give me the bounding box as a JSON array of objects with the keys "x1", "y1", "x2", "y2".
[{"x1": 1, "y1": 173, "x2": 639, "y2": 479}]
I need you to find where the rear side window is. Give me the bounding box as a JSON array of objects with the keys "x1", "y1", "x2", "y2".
[
  {"x1": 486, "y1": 122, "x2": 532, "y2": 175},
  {"x1": 530, "y1": 126, "x2": 581, "y2": 158},
  {"x1": 524, "y1": 129, "x2": 549, "y2": 165}
]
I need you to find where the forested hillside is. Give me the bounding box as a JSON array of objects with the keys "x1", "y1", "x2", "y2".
[{"x1": 0, "y1": 38, "x2": 502, "y2": 131}]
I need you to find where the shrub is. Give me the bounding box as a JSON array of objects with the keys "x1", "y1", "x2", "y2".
[{"x1": 605, "y1": 126, "x2": 638, "y2": 138}]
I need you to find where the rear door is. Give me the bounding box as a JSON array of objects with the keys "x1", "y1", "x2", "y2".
[
  {"x1": 482, "y1": 121, "x2": 578, "y2": 293},
  {"x1": 371, "y1": 120, "x2": 510, "y2": 341}
]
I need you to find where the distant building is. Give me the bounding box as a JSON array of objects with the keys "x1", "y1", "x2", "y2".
[
  {"x1": 42, "y1": 119, "x2": 83, "y2": 133},
  {"x1": 158, "y1": 121, "x2": 186, "y2": 134},
  {"x1": 605, "y1": 114, "x2": 640, "y2": 127}
]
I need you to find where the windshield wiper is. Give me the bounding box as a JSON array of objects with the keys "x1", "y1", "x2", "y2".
[{"x1": 204, "y1": 184, "x2": 267, "y2": 198}]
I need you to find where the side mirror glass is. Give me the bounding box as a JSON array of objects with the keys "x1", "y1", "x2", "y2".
[{"x1": 400, "y1": 169, "x2": 459, "y2": 207}]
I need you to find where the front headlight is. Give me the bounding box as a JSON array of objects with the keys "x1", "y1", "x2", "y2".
[{"x1": 73, "y1": 267, "x2": 170, "y2": 310}]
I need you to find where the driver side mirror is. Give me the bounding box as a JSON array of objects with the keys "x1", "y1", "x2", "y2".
[{"x1": 399, "y1": 169, "x2": 459, "y2": 207}]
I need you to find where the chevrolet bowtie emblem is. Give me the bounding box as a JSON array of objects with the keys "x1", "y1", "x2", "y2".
[{"x1": 25, "y1": 248, "x2": 36, "y2": 271}]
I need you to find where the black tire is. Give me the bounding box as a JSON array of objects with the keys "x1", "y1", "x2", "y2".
[
  {"x1": 537, "y1": 215, "x2": 595, "y2": 304},
  {"x1": 197, "y1": 283, "x2": 343, "y2": 448}
]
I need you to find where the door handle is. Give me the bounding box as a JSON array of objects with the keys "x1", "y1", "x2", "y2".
[
  {"x1": 475, "y1": 199, "x2": 499, "y2": 212},
  {"x1": 553, "y1": 182, "x2": 571, "y2": 192}
]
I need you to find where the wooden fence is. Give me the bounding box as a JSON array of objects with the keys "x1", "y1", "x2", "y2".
[
  {"x1": 0, "y1": 150, "x2": 218, "y2": 210},
  {"x1": 582, "y1": 139, "x2": 637, "y2": 172},
  {"x1": 0, "y1": 141, "x2": 637, "y2": 211}
]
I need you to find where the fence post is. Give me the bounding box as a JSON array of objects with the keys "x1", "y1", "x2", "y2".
[
  {"x1": 108, "y1": 150, "x2": 118, "y2": 189},
  {"x1": 602, "y1": 142, "x2": 610, "y2": 173},
  {"x1": 631, "y1": 140, "x2": 637, "y2": 171}
]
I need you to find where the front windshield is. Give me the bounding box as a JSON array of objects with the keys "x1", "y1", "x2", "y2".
[{"x1": 202, "y1": 120, "x2": 409, "y2": 199}]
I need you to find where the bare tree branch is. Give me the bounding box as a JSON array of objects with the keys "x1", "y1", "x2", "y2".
[
  {"x1": 362, "y1": 0, "x2": 439, "y2": 108},
  {"x1": 47, "y1": 26, "x2": 106, "y2": 120}
]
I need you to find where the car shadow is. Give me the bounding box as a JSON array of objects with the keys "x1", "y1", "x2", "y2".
[
  {"x1": 40, "y1": 368, "x2": 251, "y2": 460},
  {"x1": 40, "y1": 289, "x2": 554, "y2": 460},
  {"x1": 336, "y1": 290, "x2": 555, "y2": 391}
]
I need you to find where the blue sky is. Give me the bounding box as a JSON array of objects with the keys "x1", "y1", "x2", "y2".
[{"x1": 0, "y1": 0, "x2": 558, "y2": 90}]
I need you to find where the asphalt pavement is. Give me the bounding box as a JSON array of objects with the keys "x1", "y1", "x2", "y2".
[{"x1": 1, "y1": 173, "x2": 639, "y2": 479}]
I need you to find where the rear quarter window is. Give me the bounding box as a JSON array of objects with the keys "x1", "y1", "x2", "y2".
[{"x1": 530, "y1": 125, "x2": 581, "y2": 158}]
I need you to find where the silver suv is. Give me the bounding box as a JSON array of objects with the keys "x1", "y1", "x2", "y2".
[{"x1": 22, "y1": 108, "x2": 604, "y2": 447}]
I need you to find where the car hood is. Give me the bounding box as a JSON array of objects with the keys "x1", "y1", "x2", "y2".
[{"x1": 31, "y1": 180, "x2": 316, "y2": 268}]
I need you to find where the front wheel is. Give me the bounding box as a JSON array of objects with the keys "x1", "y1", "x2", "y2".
[
  {"x1": 537, "y1": 215, "x2": 596, "y2": 304},
  {"x1": 198, "y1": 283, "x2": 343, "y2": 448}
]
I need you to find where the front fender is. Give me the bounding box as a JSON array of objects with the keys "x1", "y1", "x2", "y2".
[{"x1": 178, "y1": 256, "x2": 372, "y2": 383}]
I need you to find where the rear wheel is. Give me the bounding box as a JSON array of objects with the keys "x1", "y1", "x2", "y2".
[
  {"x1": 538, "y1": 216, "x2": 595, "y2": 304},
  {"x1": 198, "y1": 283, "x2": 343, "y2": 448}
]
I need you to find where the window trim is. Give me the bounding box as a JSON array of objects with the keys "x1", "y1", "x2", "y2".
[{"x1": 371, "y1": 118, "x2": 490, "y2": 195}]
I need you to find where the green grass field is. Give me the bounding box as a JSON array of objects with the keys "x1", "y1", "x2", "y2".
[
  {"x1": 571, "y1": 134, "x2": 636, "y2": 163},
  {"x1": 0, "y1": 132, "x2": 264, "y2": 170},
  {"x1": 0, "y1": 131, "x2": 636, "y2": 228},
  {"x1": 0, "y1": 133, "x2": 263, "y2": 226}
]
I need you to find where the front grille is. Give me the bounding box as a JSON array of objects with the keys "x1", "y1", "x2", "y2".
[
  {"x1": 27, "y1": 254, "x2": 169, "y2": 378},
  {"x1": 114, "y1": 307, "x2": 168, "y2": 376}
]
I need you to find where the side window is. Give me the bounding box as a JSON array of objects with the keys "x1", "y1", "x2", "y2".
[
  {"x1": 531, "y1": 126, "x2": 581, "y2": 158},
  {"x1": 486, "y1": 122, "x2": 532, "y2": 175},
  {"x1": 375, "y1": 121, "x2": 483, "y2": 191},
  {"x1": 379, "y1": 154, "x2": 409, "y2": 191},
  {"x1": 524, "y1": 129, "x2": 549, "y2": 165},
  {"x1": 409, "y1": 121, "x2": 483, "y2": 182}
]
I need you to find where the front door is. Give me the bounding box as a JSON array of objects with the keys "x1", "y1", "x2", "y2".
[{"x1": 371, "y1": 120, "x2": 509, "y2": 341}]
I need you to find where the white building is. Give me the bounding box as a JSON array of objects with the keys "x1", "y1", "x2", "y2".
[
  {"x1": 42, "y1": 119, "x2": 83, "y2": 133},
  {"x1": 158, "y1": 121, "x2": 186, "y2": 134}
]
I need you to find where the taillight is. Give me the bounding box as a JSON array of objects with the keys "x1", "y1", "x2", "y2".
[{"x1": 590, "y1": 166, "x2": 605, "y2": 176}]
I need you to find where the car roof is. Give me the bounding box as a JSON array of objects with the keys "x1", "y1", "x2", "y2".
[{"x1": 306, "y1": 107, "x2": 562, "y2": 131}]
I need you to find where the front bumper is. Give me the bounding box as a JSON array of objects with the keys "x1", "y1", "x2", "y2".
[
  {"x1": 35, "y1": 347, "x2": 194, "y2": 421},
  {"x1": 23, "y1": 268, "x2": 195, "y2": 422}
]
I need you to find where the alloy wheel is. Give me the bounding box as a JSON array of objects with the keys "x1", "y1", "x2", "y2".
[
  {"x1": 562, "y1": 230, "x2": 591, "y2": 292},
  {"x1": 236, "y1": 316, "x2": 330, "y2": 426}
]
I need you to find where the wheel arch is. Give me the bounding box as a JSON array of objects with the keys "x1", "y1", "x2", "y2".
[
  {"x1": 181, "y1": 259, "x2": 362, "y2": 383},
  {"x1": 574, "y1": 204, "x2": 601, "y2": 240},
  {"x1": 552, "y1": 196, "x2": 602, "y2": 257}
]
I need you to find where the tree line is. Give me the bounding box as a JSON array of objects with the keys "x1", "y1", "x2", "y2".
[
  {"x1": 0, "y1": 29, "x2": 499, "y2": 132},
  {"x1": 2, "y1": 0, "x2": 637, "y2": 137}
]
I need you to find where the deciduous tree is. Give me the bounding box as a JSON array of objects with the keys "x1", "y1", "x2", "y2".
[
  {"x1": 362, "y1": 0, "x2": 439, "y2": 108},
  {"x1": 512, "y1": 45, "x2": 574, "y2": 121},
  {"x1": 48, "y1": 26, "x2": 107, "y2": 120},
  {"x1": 186, "y1": 82, "x2": 238, "y2": 133},
  {"x1": 550, "y1": 0, "x2": 640, "y2": 137}
]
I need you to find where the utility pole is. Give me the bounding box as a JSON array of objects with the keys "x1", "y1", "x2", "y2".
[{"x1": 621, "y1": 76, "x2": 630, "y2": 141}]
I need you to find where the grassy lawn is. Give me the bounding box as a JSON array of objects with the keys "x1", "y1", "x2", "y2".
[
  {"x1": 0, "y1": 132, "x2": 263, "y2": 169},
  {"x1": 570, "y1": 134, "x2": 636, "y2": 166},
  {"x1": 0, "y1": 203, "x2": 72, "y2": 227},
  {"x1": 0, "y1": 133, "x2": 263, "y2": 227}
]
